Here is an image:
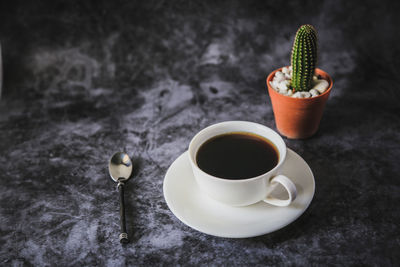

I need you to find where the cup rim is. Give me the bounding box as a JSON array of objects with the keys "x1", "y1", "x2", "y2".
[{"x1": 188, "y1": 121, "x2": 287, "y2": 183}]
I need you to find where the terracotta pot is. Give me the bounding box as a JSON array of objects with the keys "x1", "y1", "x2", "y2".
[{"x1": 267, "y1": 67, "x2": 333, "y2": 139}]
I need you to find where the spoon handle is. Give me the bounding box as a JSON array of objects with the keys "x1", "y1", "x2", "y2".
[{"x1": 118, "y1": 182, "x2": 129, "y2": 244}]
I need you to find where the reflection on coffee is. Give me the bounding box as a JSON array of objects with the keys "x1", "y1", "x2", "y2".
[{"x1": 196, "y1": 132, "x2": 279, "y2": 180}]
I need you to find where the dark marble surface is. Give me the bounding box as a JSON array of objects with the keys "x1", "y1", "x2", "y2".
[{"x1": 1, "y1": 0, "x2": 399, "y2": 266}]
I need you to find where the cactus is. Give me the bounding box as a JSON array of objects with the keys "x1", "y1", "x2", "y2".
[{"x1": 291, "y1": 25, "x2": 318, "y2": 92}]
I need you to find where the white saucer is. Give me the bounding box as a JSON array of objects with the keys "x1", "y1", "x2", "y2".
[{"x1": 163, "y1": 148, "x2": 315, "y2": 238}]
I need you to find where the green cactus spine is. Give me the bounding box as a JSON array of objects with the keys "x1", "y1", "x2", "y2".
[{"x1": 291, "y1": 25, "x2": 318, "y2": 92}]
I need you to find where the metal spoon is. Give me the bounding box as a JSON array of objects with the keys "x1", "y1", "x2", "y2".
[{"x1": 108, "y1": 152, "x2": 133, "y2": 244}]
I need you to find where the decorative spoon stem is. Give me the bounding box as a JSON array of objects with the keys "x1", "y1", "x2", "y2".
[{"x1": 118, "y1": 181, "x2": 129, "y2": 243}]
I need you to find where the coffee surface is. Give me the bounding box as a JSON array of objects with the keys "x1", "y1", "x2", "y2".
[{"x1": 196, "y1": 132, "x2": 279, "y2": 179}]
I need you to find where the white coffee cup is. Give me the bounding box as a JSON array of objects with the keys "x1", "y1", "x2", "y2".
[{"x1": 188, "y1": 121, "x2": 297, "y2": 207}]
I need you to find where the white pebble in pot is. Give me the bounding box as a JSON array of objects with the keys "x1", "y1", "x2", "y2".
[
  {"x1": 299, "y1": 92, "x2": 311, "y2": 98},
  {"x1": 277, "y1": 82, "x2": 287, "y2": 91},
  {"x1": 269, "y1": 81, "x2": 277, "y2": 90},
  {"x1": 292, "y1": 91, "x2": 311, "y2": 98},
  {"x1": 312, "y1": 79, "x2": 329, "y2": 94},
  {"x1": 310, "y1": 89, "x2": 319, "y2": 97},
  {"x1": 275, "y1": 71, "x2": 284, "y2": 79},
  {"x1": 292, "y1": 92, "x2": 301, "y2": 98},
  {"x1": 277, "y1": 84, "x2": 288, "y2": 94}
]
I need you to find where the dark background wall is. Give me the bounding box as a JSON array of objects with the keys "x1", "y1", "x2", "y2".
[
  {"x1": 1, "y1": 0, "x2": 399, "y2": 96},
  {"x1": 0, "y1": 0, "x2": 399, "y2": 266}
]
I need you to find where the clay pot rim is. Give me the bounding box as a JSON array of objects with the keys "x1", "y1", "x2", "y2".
[{"x1": 267, "y1": 66, "x2": 333, "y2": 101}]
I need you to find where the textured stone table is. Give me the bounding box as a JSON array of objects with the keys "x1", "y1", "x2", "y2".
[{"x1": 0, "y1": 1, "x2": 399, "y2": 266}]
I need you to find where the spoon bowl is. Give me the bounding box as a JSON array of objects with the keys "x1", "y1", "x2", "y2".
[{"x1": 109, "y1": 152, "x2": 133, "y2": 183}]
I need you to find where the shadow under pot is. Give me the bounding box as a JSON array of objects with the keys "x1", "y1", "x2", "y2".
[{"x1": 267, "y1": 67, "x2": 333, "y2": 139}]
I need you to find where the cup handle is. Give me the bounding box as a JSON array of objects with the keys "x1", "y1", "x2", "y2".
[{"x1": 263, "y1": 175, "x2": 297, "y2": 207}]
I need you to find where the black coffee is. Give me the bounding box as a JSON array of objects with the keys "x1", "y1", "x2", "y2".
[{"x1": 196, "y1": 132, "x2": 279, "y2": 180}]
